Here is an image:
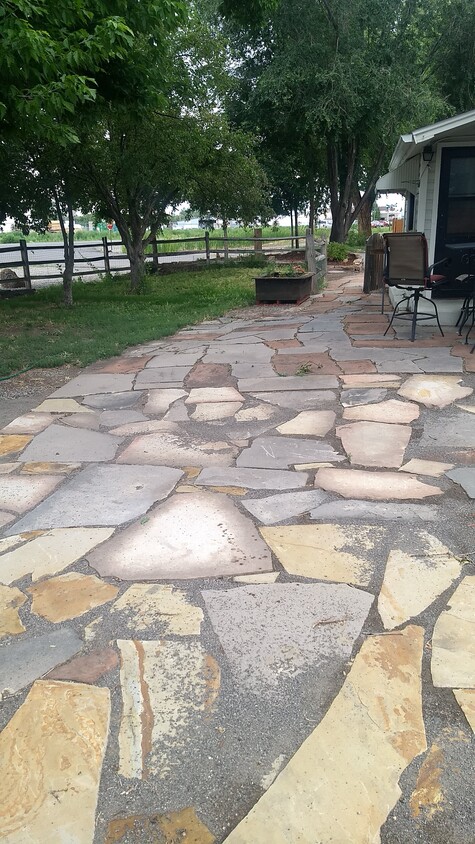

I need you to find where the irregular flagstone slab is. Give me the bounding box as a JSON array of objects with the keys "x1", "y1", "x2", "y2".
[
  {"x1": 337, "y1": 421, "x2": 411, "y2": 468},
  {"x1": 93, "y1": 354, "x2": 152, "y2": 373},
  {"x1": 445, "y1": 468, "x2": 475, "y2": 498},
  {"x1": 0, "y1": 512, "x2": 14, "y2": 528},
  {"x1": 0, "y1": 463, "x2": 18, "y2": 474},
  {"x1": 118, "y1": 432, "x2": 236, "y2": 468},
  {"x1": 146, "y1": 352, "x2": 204, "y2": 368},
  {"x1": 135, "y1": 366, "x2": 194, "y2": 387},
  {"x1": 250, "y1": 391, "x2": 337, "y2": 410},
  {"x1": 2, "y1": 413, "x2": 55, "y2": 434},
  {"x1": 241, "y1": 490, "x2": 328, "y2": 525},
  {"x1": 0, "y1": 584, "x2": 27, "y2": 638},
  {"x1": 341, "y1": 388, "x2": 388, "y2": 407},
  {"x1": 453, "y1": 690, "x2": 475, "y2": 733},
  {"x1": 432, "y1": 577, "x2": 475, "y2": 688},
  {"x1": 99, "y1": 409, "x2": 147, "y2": 427},
  {"x1": 456, "y1": 403, "x2": 475, "y2": 414},
  {"x1": 111, "y1": 584, "x2": 203, "y2": 634},
  {"x1": 341, "y1": 374, "x2": 401, "y2": 388},
  {"x1": 378, "y1": 532, "x2": 463, "y2": 629},
  {"x1": 400, "y1": 458, "x2": 454, "y2": 477},
  {"x1": 204, "y1": 344, "x2": 273, "y2": 363},
  {"x1": 163, "y1": 398, "x2": 190, "y2": 422},
  {"x1": 20, "y1": 461, "x2": 81, "y2": 475},
  {"x1": 239, "y1": 375, "x2": 338, "y2": 392},
  {"x1": 235, "y1": 404, "x2": 277, "y2": 422},
  {"x1": 310, "y1": 499, "x2": 438, "y2": 521},
  {"x1": 234, "y1": 572, "x2": 279, "y2": 583},
  {"x1": 47, "y1": 647, "x2": 119, "y2": 683},
  {"x1": 261, "y1": 524, "x2": 385, "y2": 586},
  {"x1": 0, "y1": 628, "x2": 82, "y2": 698},
  {"x1": 0, "y1": 528, "x2": 114, "y2": 582},
  {"x1": 398, "y1": 375, "x2": 473, "y2": 408},
  {"x1": 276, "y1": 410, "x2": 336, "y2": 436},
  {"x1": 33, "y1": 398, "x2": 94, "y2": 413},
  {"x1": 7, "y1": 465, "x2": 183, "y2": 532},
  {"x1": 343, "y1": 398, "x2": 419, "y2": 424},
  {"x1": 202, "y1": 584, "x2": 373, "y2": 697},
  {"x1": 0, "y1": 475, "x2": 62, "y2": 515},
  {"x1": 231, "y1": 363, "x2": 276, "y2": 379},
  {"x1": 0, "y1": 680, "x2": 110, "y2": 841},
  {"x1": 197, "y1": 467, "x2": 309, "y2": 490},
  {"x1": 105, "y1": 808, "x2": 215, "y2": 844},
  {"x1": 144, "y1": 388, "x2": 187, "y2": 415},
  {"x1": 315, "y1": 468, "x2": 443, "y2": 500},
  {"x1": 83, "y1": 390, "x2": 144, "y2": 410},
  {"x1": 49, "y1": 372, "x2": 135, "y2": 396},
  {"x1": 223, "y1": 626, "x2": 426, "y2": 844},
  {"x1": 28, "y1": 572, "x2": 119, "y2": 622},
  {"x1": 186, "y1": 362, "x2": 234, "y2": 388},
  {"x1": 60, "y1": 412, "x2": 101, "y2": 430},
  {"x1": 89, "y1": 491, "x2": 273, "y2": 580},
  {"x1": 18, "y1": 424, "x2": 122, "y2": 463},
  {"x1": 191, "y1": 402, "x2": 243, "y2": 421},
  {"x1": 0, "y1": 434, "x2": 32, "y2": 457},
  {"x1": 237, "y1": 436, "x2": 344, "y2": 469},
  {"x1": 186, "y1": 387, "x2": 244, "y2": 404},
  {"x1": 420, "y1": 411, "x2": 475, "y2": 450},
  {"x1": 108, "y1": 419, "x2": 181, "y2": 435},
  {"x1": 117, "y1": 639, "x2": 220, "y2": 779}
]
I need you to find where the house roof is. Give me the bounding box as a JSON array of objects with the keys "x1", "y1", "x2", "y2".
[{"x1": 389, "y1": 109, "x2": 475, "y2": 170}]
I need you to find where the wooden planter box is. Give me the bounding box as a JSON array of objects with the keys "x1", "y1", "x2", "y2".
[{"x1": 255, "y1": 272, "x2": 313, "y2": 304}]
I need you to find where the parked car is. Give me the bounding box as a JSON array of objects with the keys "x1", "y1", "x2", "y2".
[{"x1": 371, "y1": 220, "x2": 386, "y2": 228}]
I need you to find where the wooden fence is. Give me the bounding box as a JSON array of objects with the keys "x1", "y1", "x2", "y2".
[{"x1": 0, "y1": 228, "x2": 327, "y2": 288}]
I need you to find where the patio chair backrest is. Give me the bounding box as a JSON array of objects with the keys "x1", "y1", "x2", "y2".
[{"x1": 383, "y1": 232, "x2": 428, "y2": 286}]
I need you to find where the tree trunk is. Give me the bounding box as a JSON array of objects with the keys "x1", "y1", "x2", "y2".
[
  {"x1": 55, "y1": 190, "x2": 74, "y2": 307},
  {"x1": 309, "y1": 194, "x2": 315, "y2": 233},
  {"x1": 128, "y1": 239, "x2": 146, "y2": 292},
  {"x1": 357, "y1": 188, "x2": 375, "y2": 239},
  {"x1": 223, "y1": 219, "x2": 229, "y2": 259},
  {"x1": 328, "y1": 140, "x2": 357, "y2": 243}
]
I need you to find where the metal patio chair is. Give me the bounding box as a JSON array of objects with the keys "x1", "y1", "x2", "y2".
[{"x1": 381, "y1": 232, "x2": 448, "y2": 342}]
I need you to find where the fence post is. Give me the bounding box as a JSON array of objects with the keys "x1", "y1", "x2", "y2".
[
  {"x1": 305, "y1": 228, "x2": 317, "y2": 293},
  {"x1": 254, "y1": 228, "x2": 262, "y2": 252},
  {"x1": 223, "y1": 229, "x2": 229, "y2": 260},
  {"x1": 151, "y1": 238, "x2": 159, "y2": 272},
  {"x1": 102, "y1": 236, "x2": 111, "y2": 275},
  {"x1": 19, "y1": 239, "x2": 32, "y2": 289},
  {"x1": 205, "y1": 231, "x2": 210, "y2": 265},
  {"x1": 363, "y1": 232, "x2": 384, "y2": 294}
]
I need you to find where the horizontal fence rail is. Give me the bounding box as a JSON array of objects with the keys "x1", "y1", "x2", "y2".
[{"x1": 0, "y1": 229, "x2": 327, "y2": 289}]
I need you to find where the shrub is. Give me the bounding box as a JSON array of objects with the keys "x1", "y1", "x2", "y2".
[
  {"x1": 327, "y1": 241, "x2": 348, "y2": 261},
  {"x1": 346, "y1": 229, "x2": 367, "y2": 249}
]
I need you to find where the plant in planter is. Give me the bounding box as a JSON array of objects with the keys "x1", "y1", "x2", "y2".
[{"x1": 254, "y1": 262, "x2": 313, "y2": 304}]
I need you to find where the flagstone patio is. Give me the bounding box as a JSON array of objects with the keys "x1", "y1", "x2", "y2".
[{"x1": 1, "y1": 272, "x2": 475, "y2": 843}]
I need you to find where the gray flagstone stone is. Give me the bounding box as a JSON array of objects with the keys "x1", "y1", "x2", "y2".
[
  {"x1": 49, "y1": 373, "x2": 135, "y2": 397},
  {"x1": 83, "y1": 391, "x2": 144, "y2": 410},
  {"x1": 341, "y1": 389, "x2": 387, "y2": 407},
  {"x1": 197, "y1": 467, "x2": 309, "y2": 490},
  {"x1": 237, "y1": 436, "x2": 344, "y2": 469},
  {"x1": 18, "y1": 424, "x2": 122, "y2": 463},
  {"x1": 309, "y1": 499, "x2": 438, "y2": 521},
  {"x1": 250, "y1": 391, "x2": 337, "y2": 410},
  {"x1": 0, "y1": 628, "x2": 82, "y2": 699},
  {"x1": 238, "y1": 375, "x2": 339, "y2": 392},
  {"x1": 445, "y1": 468, "x2": 475, "y2": 498},
  {"x1": 241, "y1": 490, "x2": 329, "y2": 524}
]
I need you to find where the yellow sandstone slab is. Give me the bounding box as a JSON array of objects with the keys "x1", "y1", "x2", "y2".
[
  {"x1": 276, "y1": 411, "x2": 336, "y2": 437},
  {"x1": 398, "y1": 375, "x2": 472, "y2": 408},
  {"x1": 432, "y1": 577, "x2": 475, "y2": 688},
  {"x1": 223, "y1": 626, "x2": 426, "y2": 844},
  {"x1": 0, "y1": 463, "x2": 18, "y2": 474},
  {"x1": 111, "y1": 584, "x2": 203, "y2": 635},
  {"x1": 28, "y1": 572, "x2": 119, "y2": 622},
  {"x1": 0, "y1": 435, "x2": 32, "y2": 457},
  {"x1": 105, "y1": 807, "x2": 215, "y2": 844},
  {"x1": 0, "y1": 680, "x2": 110, "y2": 843},
  {"x1": 234, "y1": 573, "x2": 279, "y2": 584},
  {"x1": 261, "y1": 524, "x2": 384, "y2": 586},
  {"x1": 0, "y1": 527, "x2": 114, "y2": 585},
  {"x1": 343, "y1": 399, "x2": 419, "y2": 424},
  {"x1": 315, "y1": 468, "x2": 443, "y2": 500},
  {"x1": 378, "y1": 532, "x2": 463, "y2": 630},
  {"x1": 208, "y1": 486, "x2": 248, "y2": 496},
  {"x1": 33, "y1": 399, "x2": 94, "y2": 413},
  {"x1": 399, "y1": 458, "x2": 454, "y2": 477},
  {"x1": 0, "y1": 584, "x2": 27, "y2": 638},
  {"x1": 453, "y1": 689, "x2": 475, "y2": 732},
  {"x1": 20, "y1": 462, "x2": 81, "y2": 475}
]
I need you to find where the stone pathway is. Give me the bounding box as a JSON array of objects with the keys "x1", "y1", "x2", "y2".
[{"x1": 1, "y1": 274, "x2": 475, "y2": 843}]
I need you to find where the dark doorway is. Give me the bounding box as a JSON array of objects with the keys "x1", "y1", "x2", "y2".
[{"x1": 434, "y1": 146, "x2": 475, "y2": 296}]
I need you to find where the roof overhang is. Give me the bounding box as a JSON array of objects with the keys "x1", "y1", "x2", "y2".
[
  {"x1": 376, "y1": 156, "x2": 420, "y2": 194},
  {"x1": 389, "y1": 109, "x2": 475, "y2": 170}
]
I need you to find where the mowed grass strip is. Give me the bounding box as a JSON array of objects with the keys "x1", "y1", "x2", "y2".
[{"x1": 0, "y1": 267, "x2": 256, "y2": 377}]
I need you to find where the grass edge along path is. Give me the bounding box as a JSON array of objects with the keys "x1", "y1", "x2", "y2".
[{"x1": 0, "y1": 266, "x2": 258, "y2": 378}]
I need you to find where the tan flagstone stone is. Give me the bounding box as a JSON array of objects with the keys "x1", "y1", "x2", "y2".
[
  {"x1": 398, "y1": 375, "x2": 473, "y2": 408},
  {"x1": 105, "y1": 808, "x2": 215, "y2": 844},
  {"x1": 111, "y1": 584, "x2": 203, "y2": 634},
  {"x1": 0, "y1": 475, "x2": 63, "y2": 514},
  {"x1": 0, "y1": 512, "x2": 14, "y2": 528},
  {"x1": 0, "y1": 527, "x2": 114, "y2": 584},
  {"x1": 343, "y1": 398, "x2": 420, "y2": 424},
  {"x1": 33, "y1": 398, "x2": 94, "y2": 413},
  {"x1": 341, "y1": 374, "x2": 401, "y2": 388},
  {"x1": 2, "y1": 413, "x2": 55, "y2": 434},
  {"x1": 276, "y1": 410, "x2": 336, "y2": 436},
  {"x1": 108, "y1": 420, "x2": 181, "y2": 435},
  {"x1": 293, "y1": 462, "x2": 334, "y2": 469},
  {"x1": 28, "y1": 572, "x2": 119, "y2": 622},
  {"x1": 337, "y1": 421, "x2": 411, "y2": 468},
  {"x1": 432, "y1": 577, "x2": 475, "y2": 688},
  {"x1": 409, "y1": 742, "x2": 446, "y2": 820},
  {"x1": 315, "y1": 468, "x2": 443, "y2": 500},
  {"x1": 0, "y1": 533, "x2": 40, "y2": 555},
  {"x1": 84, "y1": 616, "x2": 102, "y2": 642},
  {"x1": 207, "y1": 486, "x2": 248, "y2": 495},
  {"x1": 20, "y1": 461, "x2": 81, "y2": 475},
  {"x1": 176, "y1": 484, "x2": 198, "y2": 493},
  {"x1": 143, "y1": 389, "x2": 187, "y2": 415},
  {"x1": 0, "y1": 679, "x2": 110, "y2": 843},
  {"x1": 378, "y1": 532, "x2": 463, "y2": 630},
  {"x1": 261, "y1": 524, "x2": 384, "y2": 586},
  {"x1": 186, "y1": 387, "x2": 244, "y2": 404},
  {"x1": 453, "y1": 690, "x2": 475, "y2": 732},
  {"x1": 0, "y1": 584, "x2": 27, "y2": 638},
  {"x1": 0, "y1": 435, "x2": 32, "y2": 457},
  {"x1": 223, "y1": 626, "x2": 426, "y2": 844},
  {"x1": 117, "y1": 431, "x2": 237, "y2": 468},
  {"x1": 117, "y1": 639, "x2": 220, "y2": 779},
  {"x1": 234, "y1": 404, "x2": 277, "y2": 422},
  {"x1": 185, "y1": 466, "x2": 201, "y2": 478},
  {"x1": 0, "y1": 463, "x2": 18, "y2": 474},
  {"x1": 234, "y1": 572, "x2": 279, "y2": 583},
  {"x1": 456, "y1": 404, "x2": 475, "y2": 414},
  {"x1": 191, "y1": 401, "x2": 243, "y2": 421},
  {"x1": 399, "y1": 458, "x2": 454, "y2": 477}
]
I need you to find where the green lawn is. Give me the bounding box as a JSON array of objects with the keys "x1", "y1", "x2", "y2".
[{"x1": 0, "y1": 266, "x2": 258, "y2": 378}]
